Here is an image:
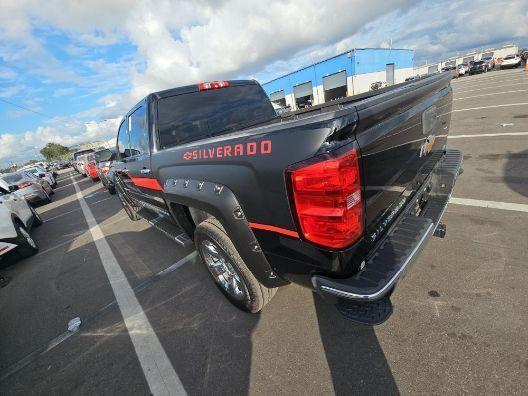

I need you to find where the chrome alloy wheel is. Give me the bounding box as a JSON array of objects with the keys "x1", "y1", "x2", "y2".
[
  {"x1": 19, "y1": 227, "x2": 37, "y2": 249},
  {"x1": 200, "y1": 240, "x2": 246, "y2": 301}
]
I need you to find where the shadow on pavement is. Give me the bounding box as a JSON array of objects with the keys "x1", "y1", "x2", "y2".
[
  {"x1": 314, "y1": 293, "x2": 400, "y2": 395},
  {"x1": 503, "y1": 149, "x2": 528, "y2": 198}
]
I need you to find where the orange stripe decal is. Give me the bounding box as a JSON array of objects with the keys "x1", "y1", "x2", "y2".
[
  {"x1": 248, "y1": 222, "x2": 299, "y2": 238},
  {"x1": 129, "y1": 176, "x2": 163, "y2": 191}
]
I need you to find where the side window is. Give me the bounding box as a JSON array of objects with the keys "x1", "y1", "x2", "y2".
[
  {"x1": 116, "y1": 121, "x2": 129, "y2": 159},
  {"x1": 128, "y1": 105, "x2": 149, "y2": 156}
]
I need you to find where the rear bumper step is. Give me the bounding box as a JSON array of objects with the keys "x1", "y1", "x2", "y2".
[{"x1": 312, "y1": 149, "x2": 462, "y2": 324}]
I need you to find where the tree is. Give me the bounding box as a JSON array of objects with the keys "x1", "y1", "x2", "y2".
[{"x1": 40, "y1": 142, "x2": 72, "y2": 161}]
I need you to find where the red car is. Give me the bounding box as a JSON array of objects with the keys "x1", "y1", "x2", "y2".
[{"x1": 85, "y1": 153, "x2": 100, "y2": 181}]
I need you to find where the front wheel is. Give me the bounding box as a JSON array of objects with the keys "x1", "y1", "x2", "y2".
[
  {"x1": 194, "y1": 218, "x2": 277, "y2": 313},
  {"x1": 14, "y1": 223, "x2": 38, "y2": 258}
]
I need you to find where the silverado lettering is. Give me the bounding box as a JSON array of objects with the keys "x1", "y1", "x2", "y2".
[{"x1": 183, "y1": 140, "x2": 272, "y2": 161}]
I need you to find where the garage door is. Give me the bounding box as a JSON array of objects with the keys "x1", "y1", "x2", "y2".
[
  {"x1": 323, "y1": 71, "x2": 346, "y2": 91},
  {"x1": 293, "y1": 82, "x2": 313, "y2": 99},
  {"x1": 428, "y1": 65, "x2": 438, "y2": 74},
  {"x1": 270, "y1": 90, "x2": 285, "y2": 102}
]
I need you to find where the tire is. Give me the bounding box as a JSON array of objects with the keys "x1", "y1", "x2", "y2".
[
  {"x1": 116, "y1": 184, "x2": 140, "y2": 221},
  {"x1": 30, "y1": 206, "x2": 43, "y2": 227},
  {"x1": 43, "y1": 189, "x2": 52, "y2": 204},
  {"x1": 194, "y1": 218, "x2": 277, "y2": 313},
  {"x1": 14, "y1": 223, "x2": 38, "y2": 258},
  {"x1": 108, "y1": 185, "x2": 116, "y2": 195}
]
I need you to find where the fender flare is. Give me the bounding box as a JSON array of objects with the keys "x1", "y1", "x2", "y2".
[{"x1": 163, "y1": 178, "x2": 288, "y2": 288}]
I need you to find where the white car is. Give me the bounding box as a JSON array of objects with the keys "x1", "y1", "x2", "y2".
[
  {"x1": 501, "y1": 54, "x2": 521, "y2": 69},
  {"x1": 457, "y1": 64, "x2": 469, "y2": 76},
  {"x1": 21, "y1": 165, "x2": 57, "y2": 188},
  {"x1": 0, "y1": 180, "x2": 41, "y2": 261}
]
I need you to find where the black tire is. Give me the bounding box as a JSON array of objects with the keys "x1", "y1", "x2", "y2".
[
  {"x1": 108, "y1": 185, "x2": 116, "y2": 195},
  {"x1": 14, "y1": 223, "x2": 38, "y2": 258},
  {"x1": 116, "y1": 185, "x2": 140, "y2": 221},
  {"x1": 43, "y1": 189, "x2": 52, "y2": 204},
  {"x1": 30, "y1": 206, "x2": 43, "y2": 227},
  {"x1": 194, "y1": 218, "x2": 277, "y2": 313}
]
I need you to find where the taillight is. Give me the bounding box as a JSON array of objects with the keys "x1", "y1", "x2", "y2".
[
  {"x1": 288, "y1": 147, "x2": 363, "y2": 249},
  {"x1": 101, "y1": 166, "x2": 109, "y2": 174},
  {"x1": 198, "y1": 81, "x2": 230, "y2": 91},
  {"x1": 18, "y1": 181, "x2": 33, "y2": 189}
]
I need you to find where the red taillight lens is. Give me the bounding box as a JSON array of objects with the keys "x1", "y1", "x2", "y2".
[
  {"x1": 198, "y1": 81, "x2": 230, "y2": 91},
  {"x1": 288, "y1": 147, "x2": 363, "y2": 249},
  {"x1": 101, "y1": 166, "x2": 109, "y2": 174},
  {"x1": 18, "y1": 181, "x2": 33, "y2": 189}
]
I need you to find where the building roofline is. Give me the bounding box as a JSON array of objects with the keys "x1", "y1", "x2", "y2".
[{"x1": 262, "y1": 47, "x2": 413, "y2": 85}]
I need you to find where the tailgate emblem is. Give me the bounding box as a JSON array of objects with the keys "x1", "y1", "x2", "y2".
[{"x1": 419, "y1": 135, "x2": 436, "y2": 157}]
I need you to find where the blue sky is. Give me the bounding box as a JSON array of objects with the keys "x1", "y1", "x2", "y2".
[{"x1": 1, "y1": 0, "x2": 527, "y2": 167}]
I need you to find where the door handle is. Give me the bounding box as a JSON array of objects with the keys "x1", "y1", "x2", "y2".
[{"x1": 140, "y1": 168, "x2": 151, "y2": 175}]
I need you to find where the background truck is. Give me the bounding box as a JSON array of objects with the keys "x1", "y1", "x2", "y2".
[{"x1": 112, "y1": 75, "x2": 462, "y2": 325}]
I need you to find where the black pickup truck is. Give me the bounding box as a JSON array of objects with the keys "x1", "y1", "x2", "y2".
[{"x1": 113, "y1": 75, "x2": 462, "y2": 325}]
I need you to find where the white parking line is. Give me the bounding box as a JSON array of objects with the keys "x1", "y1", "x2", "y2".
[
  {"x1": 71, "y1": 176, "x2": 187, "y2": 396},
  {"x1": 454, "y1": 82, "x2": 528, "y2": 95},
  {"x1": 449, "y1": 132, "x2": 528, "y2": 139},
  {"x1": 450, "y1": 197, "x2": 528, "y2": 213},
  {"x1": 450, "y1": 102, "x2": 528, "y2": 114},
  {"x1": 454, "y1": 89, "x2": 528, "y2": 101},
  {"x1": 452, "y1": 75, "x2": 528, "y2": 88}
]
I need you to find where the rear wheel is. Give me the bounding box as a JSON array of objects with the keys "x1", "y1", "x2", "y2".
[
  {"x1": 194, "y1": 218, "x2": 277, "y2": 313},
  {"x1": 14, "y1": 223, "x2": 38, "y2": 258},
  {"x1": 116, "y1": 184, "x2": 140, "y2": 221},
  {"x1": 43, "y1": 189, "x2": 52, "y2": 204}
]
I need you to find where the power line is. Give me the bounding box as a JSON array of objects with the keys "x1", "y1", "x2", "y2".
[
  {"x1": 0, "y1": 97, "x2": 56, "y2": 119},
  {"x1": 0, "y1": 97, "x2": 86, "y2": 125}
]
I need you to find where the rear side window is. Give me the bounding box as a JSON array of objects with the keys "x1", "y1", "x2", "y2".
[
  {"x1": 157, "y1": 84, "x2": 276, "y2": 149},
  {"x1": 129, "y1": 105, "x2": 149, "y2": 156},
  {"x1": 2, "y1": 174, "x2": 23, "y2": 185},
  {"x1": 117, "y1": 121, "x2": 129, "y2": 159}
]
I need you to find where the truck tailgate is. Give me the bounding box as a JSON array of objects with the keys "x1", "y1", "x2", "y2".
[{"x1": 354, "y1": 73, "x2": 453, "y2": 246}]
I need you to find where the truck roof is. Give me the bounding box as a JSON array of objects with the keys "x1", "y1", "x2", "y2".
[{"x1": 149, "y1": 80, "x2": 258, "y2": 100}]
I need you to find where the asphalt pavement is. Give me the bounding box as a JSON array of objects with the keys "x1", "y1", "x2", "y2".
[{"x1": 1, "y1": 68, "x2": 527, "y2": 395}]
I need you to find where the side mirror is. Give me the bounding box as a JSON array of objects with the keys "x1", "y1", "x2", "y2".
[{"x1": 39, "y1": 173, "x2": 45, "y2": 178}]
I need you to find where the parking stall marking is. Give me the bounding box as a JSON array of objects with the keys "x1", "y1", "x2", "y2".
[
  {"x1": 453, "y1": 82, "x2": 528, "y2": 95},
  {"x1": 450, "y1": 197, "x2": 528, "y2": 213},
  {"x1": 447, "y1": 102, "x2": 528, "y2": 115},
  {"x1": 448, "y1": 132, "x2": 528, "y2": 139},
  {"x1": 71, "y1": 176, "x2": 187, "y2": 396},
  {"x1": 453, "y1": 89, "x2": 528, "y2": 101}
]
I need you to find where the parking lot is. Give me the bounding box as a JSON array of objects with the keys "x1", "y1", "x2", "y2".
[{"x1": 1, "y1": 68, "x2": 527, "y2": 395}]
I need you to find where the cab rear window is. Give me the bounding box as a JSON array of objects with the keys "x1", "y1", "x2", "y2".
[{"x1": 156, "y1": 84, "x2": 276, "y2": 150}]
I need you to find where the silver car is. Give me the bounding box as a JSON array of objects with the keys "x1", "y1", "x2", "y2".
[
  {"x1": 0, "y1": 172, "x2": 53, "y2": 206},
  {"x1": 21, "y1": 165, "x2": 57, "y2": 188}
]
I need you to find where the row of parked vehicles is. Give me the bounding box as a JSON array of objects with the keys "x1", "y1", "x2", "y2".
[
  {"x1": 71, "y1": 147, "x2": 117, "y2": 194},
  {"x1": 0, "y1": 163, "x2": 61, "y2": 264},
  {"x1": 441, "y1": 54, "x2": 523, "y2": 78}
]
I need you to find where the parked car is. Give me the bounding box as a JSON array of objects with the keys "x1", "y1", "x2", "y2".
[
  {"x1": 469, "y1": 60, "x2": 486, "y2": 74},
  {"x1": 0, "y1": 183, "x2": 41, "y2": 261},
  {"x1": 21, "y1": 164, "x2": 57, "y2": 188},
  {"x1": 84, "y1": 153, "x2": 101, "y2": 181},
  {"x1": 481, "y1": 56, "x2": 495, "y2": 71},
  {"x1": 95, "y1": 148, "x2": 118, "y2": 194},
  {"x1": 457, "y1": 63, "x2": 469, "y2": 76},
  {"x1": 72, "y1": 149, "x2": 95, "y2": 173},
  {"x1": 441, "y1": 66, "x2": 459, "y2": 78},
  {"x1": 0, "y1": 172, "x2": 52, "y2": 205},
  {"x1": 500, "y1": 54, "x2": 521, "y2": 69},
  {"x1": 76, "y1": 154, "x2": 91, "y2": 177},
  {"x1": 112, "y1": 75, "x2": 461, "y2": 325}
]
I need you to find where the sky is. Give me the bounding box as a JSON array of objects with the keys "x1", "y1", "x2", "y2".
[{"x1": 0, "y1": 0, "x2": 527, "y2": 167}]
